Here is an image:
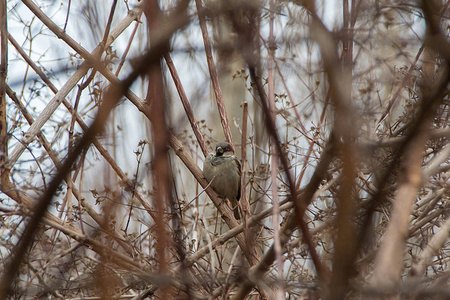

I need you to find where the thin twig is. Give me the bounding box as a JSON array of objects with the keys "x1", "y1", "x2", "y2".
[
  {"x1": 194, "y1": 0, "x2": 235, "y2": 150},
  {"x1": 0, "y1": 1, "x2": 188, "y2": 296},
  {"x1": 164, "y1": 53, "x2": 209, "y2": 156}
]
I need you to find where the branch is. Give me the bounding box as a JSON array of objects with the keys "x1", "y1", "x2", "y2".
[
  {"x1": 0, "y1": 1, "x2": 188, "y2": 297},
  {"x1": 194, "y1": 0, "x2": 235, "y2": 149},
  {"x1": 369, "y1": 0, "x2": 450, "y2": 289},
  {"x1": 164, "y1": 53, "x2": 209, "y2": 157},
  {"x1": 3, "y1": 4, "x2": 143, "y2": 169}
]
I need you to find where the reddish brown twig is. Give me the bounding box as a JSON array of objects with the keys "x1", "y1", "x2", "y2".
[
  {"x1": 194, "y1": 0, "x2": 235, "y2": 150},
  {"x1": 164, "y1": 53, "x2": 209, "y2": 156}
]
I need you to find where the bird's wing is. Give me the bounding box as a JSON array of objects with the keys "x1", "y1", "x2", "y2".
[
  {"x1": 234, "y1": 156, "x2": 242, "y2": 201},
  {"x1": 234, "y1": 156, "x2": 241, "y2": 176}
]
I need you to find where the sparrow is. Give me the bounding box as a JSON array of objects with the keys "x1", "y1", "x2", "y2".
[{"x1": 203, "y1": 141, "x2": 241, "y2": 220}]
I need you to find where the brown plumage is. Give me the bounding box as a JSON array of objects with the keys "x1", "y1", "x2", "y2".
[{"x1": 203, "y1": 141, "x2": 241, "y2": 220}]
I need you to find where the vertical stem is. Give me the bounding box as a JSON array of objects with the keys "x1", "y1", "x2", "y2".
[
  {"x1": 267, "y1": 0, "x2": 284, "y2": 296},
  {"x1": 342, "y1": 0, "x2": 353, "y2": 94},
  {"x1": 0, "y1": 0, "x2": 8, "y2": 177},
  {"x1": 240, "y1": 102, "x2": 249, "y2": 217},
  {"x1": 143, "y1": 0, "x2": 180, "y2": 297},
  {"x1": 240, "y1": 102, "x2": 258, "y2": 265}
]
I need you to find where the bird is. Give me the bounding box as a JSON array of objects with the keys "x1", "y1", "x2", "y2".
[{"x1": 203, "y1": 141, "x2": 241, "y2": 220}]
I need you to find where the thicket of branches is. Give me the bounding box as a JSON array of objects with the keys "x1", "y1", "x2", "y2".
[{"x1": 1, "y1": 0, "x2": 450, "y2": 299}]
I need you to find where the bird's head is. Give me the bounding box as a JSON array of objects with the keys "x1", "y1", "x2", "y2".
[{"x1": 215, "y1": 141, "x2": 233, "y2": 157}]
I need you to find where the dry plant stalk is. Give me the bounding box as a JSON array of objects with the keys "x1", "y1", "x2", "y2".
[{"x1": 1, "y1": 0, "x2": 450, "y2": 299}]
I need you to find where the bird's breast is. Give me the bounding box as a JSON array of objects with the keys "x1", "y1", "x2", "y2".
[{"x1": 203, "y1": 155, "x2": 240, "y2": 199}]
